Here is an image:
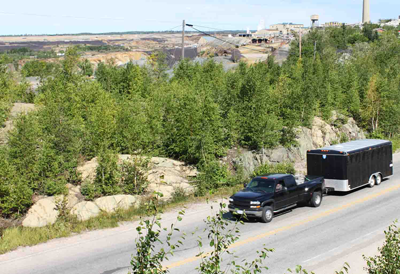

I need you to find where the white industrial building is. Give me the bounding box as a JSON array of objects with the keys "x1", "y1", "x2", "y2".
[{"x1": 270, "y1": 23, "x2": 304, "y2": 34}]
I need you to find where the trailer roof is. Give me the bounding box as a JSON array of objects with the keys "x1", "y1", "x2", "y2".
[{"x1": 309, "y1": 139, "x2": 391, "y2": 154}]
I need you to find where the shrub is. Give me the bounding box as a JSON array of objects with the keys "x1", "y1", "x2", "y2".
[
  {"x1": 364, "y1": 221, "x2": 400, "y2": 273},
  {"x1": 195, "y1": 161, "x2": 229, "y2": 196},
  {"x1": 253, "y1": 162, "x2": 296, "y2": 177},
  {"x1": 196, "y1": 202, "x2": 272, "y2": 273},
  {"x1": 339, "y1": 132, "x2": 349, "y2": 143},
  {"x1": 391, "y1": 137, "x2": 400, "y2": 152},
  {"x1": 21, "y1": 60, "x2": 59, "y2": 77},
  {"x1": 0, "y1": 181, "x2": 33, "y2": 218},
  {"x1": 80, "y1": 182, "x2": 101, "y2": 201},
  {"x1": 94, "y1": 150, "x2": 121, "y2": 196},
  {"x1": 44, "y1": 179, "x2": 68, "y2": 196},
  {"x1": 171, "y1": 187, "x2": 188, "y2": 204},
  {"x1": 78, "y1": 59, "x2": 93, "y2": 77},
  {"x1": 82, "y1": 154, "x2": 150, "y2": 200},
  {"x1": 129, "y1": 194, "x2": 185, "y2": 274},
  {"x1": 120, "y1": 157, "x2": 149, "y2": 195},
  {"x1": 228, "y1": 163, "x2": 249, "y2": 187}
]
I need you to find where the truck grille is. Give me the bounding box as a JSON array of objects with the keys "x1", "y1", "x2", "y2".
[{"x1": 232, "y1": 200, "x2": 250, "y2": 208}]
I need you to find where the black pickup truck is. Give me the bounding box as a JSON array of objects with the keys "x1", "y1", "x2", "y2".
[{"x1": 228, "y1": 174, "x2": 325, "y2": 223}]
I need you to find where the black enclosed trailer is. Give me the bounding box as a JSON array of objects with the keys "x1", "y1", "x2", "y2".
[{"x1": 307, "y1": 139, "x2": 393, "y2": 192}]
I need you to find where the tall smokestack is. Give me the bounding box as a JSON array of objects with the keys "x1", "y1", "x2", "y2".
[{"x1": 363, "y1": 0, "x2": 370, "y2": 23}]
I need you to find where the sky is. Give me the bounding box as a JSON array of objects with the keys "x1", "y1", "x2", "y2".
[{"x1": 0, "y1": 0, "x2": 399, "y2": 35}]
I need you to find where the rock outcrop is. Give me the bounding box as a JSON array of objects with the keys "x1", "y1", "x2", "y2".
[
  {"x1": 70, "y1": 201, "x2": 101, "y2": 221},
  {"x1": 66, "y1": 184, "x2": 85, "y2": 209},
  {"x1": 145, "y1": 157, "x2": 197, "y2": 201},
  {"x1": 77, "y1": 155, "x2": 198, "y2": 202},
  {"x1": 22, "y1": 196, "x2": 61, "y2": 228},
  {"x1": 229, "y1": 115, "x2": 365, "y2": 176},
  {"x1": 77, "y1": 157, "x2": 98, "y2": 183},
  {"x1": 70, "y1": 194, "x2": 141, "y2": 220},
  {"x1": 94, "y1": 195, "x2": 140, "y2": 213}
]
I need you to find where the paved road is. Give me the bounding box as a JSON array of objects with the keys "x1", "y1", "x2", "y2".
[{"x1": 1, "y1": 153, "x2": 399, "y2": 274}]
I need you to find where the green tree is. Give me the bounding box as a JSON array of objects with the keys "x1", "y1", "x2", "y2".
[{"x1": 78, "y1": 59, "x2": 94, "y2": 77}]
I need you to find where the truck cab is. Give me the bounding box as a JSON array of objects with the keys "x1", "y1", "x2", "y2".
[{"x1": 228, "y1": 174, "x2": 324, "y2": 223}]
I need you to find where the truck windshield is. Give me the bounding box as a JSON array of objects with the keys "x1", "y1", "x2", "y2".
[{"x1": 246, "y1": 179, "x2": 275, "y2": 193}]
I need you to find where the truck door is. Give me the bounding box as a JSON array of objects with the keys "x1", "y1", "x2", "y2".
[
  {"x1": 274, "y1": 180, "x2": 291, "y2": 210},
  {"x1": 284, "y1": 176, "x2": 299, "y2": 205}
]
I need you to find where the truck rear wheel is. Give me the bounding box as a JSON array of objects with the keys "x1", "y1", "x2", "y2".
[
  {"x1": 309, "y1": 191, "x2": 322, "y2": 207},
  {"x1": 260, "y1": 206, "x2": 273, "y2": 223},
  {"x1": 368, "y1": 175, "x2": 376, "y2": 188}
]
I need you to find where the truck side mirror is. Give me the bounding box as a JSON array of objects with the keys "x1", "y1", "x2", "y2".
[
  {"x1": 283, "y1": 187, "x2": 288, "y2": 193},
  {"x1": 243, "y1": 183, "x2": 247, "y2": 188}
]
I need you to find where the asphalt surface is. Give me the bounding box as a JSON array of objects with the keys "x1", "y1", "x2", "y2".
[{"x1": 1, "y1": 153, "x2": 399, "y2": 274}]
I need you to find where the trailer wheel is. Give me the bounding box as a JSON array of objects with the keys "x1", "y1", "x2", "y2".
[
  {"x1": 375, "y1": 174, "x2": 382, "y2": 185},
  {"x1": 260, "y1": 206, "x2": 273, "y2": 223},
  {"x1": 309, "y1": 191, "x2": 322, "y2": 207},
  {"x1": 368, "y1": 175, "x2": 376, "y2": 188}
]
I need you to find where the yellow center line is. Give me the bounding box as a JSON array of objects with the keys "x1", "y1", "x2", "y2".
[{"x1": 165, "y1": 183, "x2": 400, "y2": 270}]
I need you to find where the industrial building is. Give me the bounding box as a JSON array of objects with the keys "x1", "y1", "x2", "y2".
[
  {"x1": 270, "y1": 23, "x2": 304, "y2": 34},
  {"x1": 323, "y1": 22, "x2": 343, "y2": 27},
  {"x1": 254, "y1": 29, "x2": 280, "y2": 38}
]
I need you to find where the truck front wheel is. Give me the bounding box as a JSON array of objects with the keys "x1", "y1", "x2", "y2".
[
  {"x1": 309, "y1": 191, "x2": 322, "y2": 207},
  {"x1": 261, "y1": 206, "x2": 273, "y2": 223}
]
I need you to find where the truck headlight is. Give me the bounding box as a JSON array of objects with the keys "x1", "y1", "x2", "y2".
[
  {"x1": 229, "y1": 198, "x2": 234, "y2": 203},
  {"x1": 250, "y1": 206, "x2": 261, "y2": 209},
  {"x1": 250, "y1": 201, "x2": 260, "y2": 205},
  {"x1": 305, "y1": 187, "x2": 309, "y2": 192}
]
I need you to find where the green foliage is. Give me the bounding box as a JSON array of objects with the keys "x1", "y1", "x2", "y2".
[
  {"x1": 363, "y1": 221, "x2": 400, "y2": 273},
  {"x1": 196, "y1": 161, "x2": 229, "y2": 196},
  {"x1": 196, "y1": 202, "x2": 272, "y2": 274},
  {"x1": 0, "y1": 48, "x2": 57, "y2": 62},
  {"x1": 81, "y1": 155, "x2": 150, "y2": 200},
  {"x1": 391, "y1": 137, "x2": 400, "y2": 152},
  {"x1": 253, "y1": 162, "x2": 296, "y2": 177},
  {"x1": 80, "y1": 183, "x2": 100, "y2": 201},
  {"x1": 78, "y1": 59, "x2": 93, "y2": 77},
  {"x1": 21, "y1": 60, "x2": 60, "y2": 77},
  {"x1": 120, "y1": 157, "x2": 150, "y2": 195},
  {"x1": 129, "y1": 193, "x2": 185, "y2": 274},
  {"x1": 0, "y1": 57, "x2": 32, "y2": 126},
  {"x1": 1, "y1": 27, "x2": 400, "y2": 217},
  {"x1": 94, "y1": 150, "x2": 121, "y2": 195},
  {"x1": 287, "y1": 263, "x2": 350, "y2": 274},
  {"x1": 171, "y1": 187, "x2": 188, "y2": 204},
  {"x1": 44, "y1": 179, "x2": 68, "y2": 196},
  {"x1": 148, "y1": 50, "x2": 169, "y2": 80},
  {"x1": 0, "y1": 180, "x2": 33, "y2": 218}
]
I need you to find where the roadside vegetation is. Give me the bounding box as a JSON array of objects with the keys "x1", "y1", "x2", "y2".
[
  {"x1": 0, "y1": 185, "x2": 243, "y2": 254},
  {"x1": 0, "y1": 24, "x2": 399, "y2": 246},
  {"x1": 128, "y1": 196, "x2": 399, "y2": 274}
]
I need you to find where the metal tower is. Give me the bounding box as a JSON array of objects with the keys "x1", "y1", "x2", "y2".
[{"x1": 311, "y1": 15, "x2": 319, "y2": 28}]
